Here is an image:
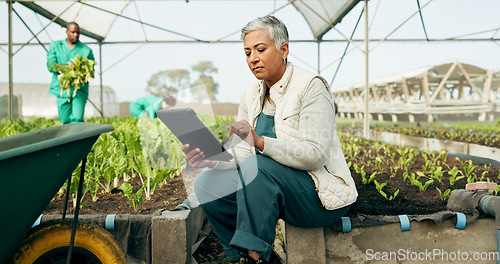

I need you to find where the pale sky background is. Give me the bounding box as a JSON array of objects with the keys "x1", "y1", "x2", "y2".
[{"x1": 1, "y1": 0, "x2": 499, "y2": 104}]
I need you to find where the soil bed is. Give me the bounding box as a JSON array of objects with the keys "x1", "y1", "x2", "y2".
[
  {"x1": 343, "y1": 144, "x2": 498, "y2": 217},
  {"x1": 43, "y1": 171, "x2": 190, "y2": 215}
]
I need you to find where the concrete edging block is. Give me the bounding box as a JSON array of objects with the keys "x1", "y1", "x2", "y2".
[
  {"x1": 427, "y1": 138, "x2": 469, "y2": 154},
  {"x1": 283, "y1": 222, "x2": 326, "y2": 264},
  {"x1": 469, "y1": 144, "x2": 500, "y2": 162},
  {"x1": 152, "y1": 207, "x2": 205, "y2": 264},
  {"x1": 373, "y1": 131, "x2": 498, "y2": 163},
  {"x1": 324, "y1": 218, "x2": 497, "y2": 264},
  {"x1": 400, "y1": 135, "x2": 427, "y2": 150},
  {"x1": 379, "y1": 131, "x2": 400, "y2": 146}
]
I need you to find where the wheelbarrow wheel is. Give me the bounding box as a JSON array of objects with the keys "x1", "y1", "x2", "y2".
[{"x1": 8, "y1": 219, "x2": 126, "y2": 264}]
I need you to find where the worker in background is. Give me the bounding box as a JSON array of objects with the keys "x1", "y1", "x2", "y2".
[
  {"x1": 47, "y1": 22, "x2": 95, "y2": 124},
  {"x1": 129, "y1": 95, "x2": 177, "y2": 118}
]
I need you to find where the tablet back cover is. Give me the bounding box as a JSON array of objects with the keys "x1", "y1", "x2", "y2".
[{"x1": 157, "y1": 108, "x2": 232, "y2": 161}]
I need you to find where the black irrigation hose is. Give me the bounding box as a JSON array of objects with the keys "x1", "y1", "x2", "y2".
[{"x1": 446, "y1": 152, "x2": 500, "y2": 168}]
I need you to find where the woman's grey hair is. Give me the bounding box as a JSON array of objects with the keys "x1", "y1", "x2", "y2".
[{"x1": 241, "y1": 15, "x2": 289, "y2": 51}]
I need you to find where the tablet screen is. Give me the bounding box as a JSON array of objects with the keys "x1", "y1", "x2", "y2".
[{"x1": 157, "y1": 108, "x2": 233, "y2": 162}]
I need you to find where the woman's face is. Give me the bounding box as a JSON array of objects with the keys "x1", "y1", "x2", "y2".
[{"x1": 244, "y1": 29, "x2": 288, "y2": 88}]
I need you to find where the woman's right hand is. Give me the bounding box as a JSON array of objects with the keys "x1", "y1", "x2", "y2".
[{"x1": 182, "y1": 144, "x2": 218, "y2": 168}]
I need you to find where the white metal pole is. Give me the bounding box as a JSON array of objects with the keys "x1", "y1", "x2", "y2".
[
  {"x1": 8, "y1": 0, "x2": 13, "y2": 119},
  {"x1": 317, "y1": 40, "x2": 321, "y2": 74},
  {"x1": 363, "y1": 0, "x2": 370, "y2": 139},
  {"x1": 99, "y1": 42, "x2": 104, "y2": 117}
]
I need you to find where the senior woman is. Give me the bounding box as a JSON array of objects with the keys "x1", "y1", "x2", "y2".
[{"x1": 182, "y1": 15, "x2": 357, "y2": 263}]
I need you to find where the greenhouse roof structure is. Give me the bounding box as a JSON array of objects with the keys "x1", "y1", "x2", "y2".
[
  {"x1": 2, "y1": 0, "x2": 500, "y2": 126},
  {"x1": 17, "y1": 0, "x2": 359, "y2": 41},
  {"x1": 2, "y1": 0, "x2": 360, "y2": 119},
  {"x1": 18, "y1": 1, "x2": 132, "y2": 41}
]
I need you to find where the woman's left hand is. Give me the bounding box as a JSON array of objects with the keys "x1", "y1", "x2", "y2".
[{"x1": 227, "y1": 120, "x2": 264, "y2": 151}]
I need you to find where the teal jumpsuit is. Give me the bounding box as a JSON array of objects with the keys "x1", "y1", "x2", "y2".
[
  {"x1": 194, "y1": 101, "x2": 349, "y2": 262},
  {"x1": 47, "y1": 39, "x2": 95, "y2": 124},
  {"x1": 129, "y1": 96, "x2": 164, "y2": 118}
]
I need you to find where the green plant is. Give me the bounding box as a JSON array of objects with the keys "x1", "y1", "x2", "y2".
[
  {"x1": 93, "y1": 133, "x2": 127, "y2": 193},
  {"x1": 49, "y1": 55, "x2": 97, "y2": 98},
  {"x1": 120, "y1": 182, "x2": 144, "y2": 211},
  {"x1": 373, "y1": 180, "x2": 399, "y2": 200},
  {"x1": 455, "y1": 158, "x2": 478, "y2": 183},
  {"x1": 436, "y1": 187, "x2": 454, "y2": 201},
  {"x1": 446, "y1": 165, "x2": 465, "y2": 185},
  {"x1": 480, "y1": 164, "x2": 491, "y2": 181},
  {"x1": 361, "y1": 171, "x2": 377, "y2": 185},
  {"x1": 276, "y1": 225, "x2": 285, "y2": 247},
  {"x1": 352, "y1": 163, "x2": 365, "y2": 175},
  {"x1": 0, "y1": 115, "x2": 234, "y2": 211},
  {"x1": 409, "y1": 172, "x2": 434, "y2": 192},
  {"x1": 402, "y1": 171, "x2": 410, "y2": 181},
  {"x1": 429, "y1": 166, "x2": 444, "y2": 183},
  {"x1": 394, "y1": 147, "x2": 416, "y2": 172},
  {"x1": 492, "y1": 182, "x2": 500, "y2": 196}
]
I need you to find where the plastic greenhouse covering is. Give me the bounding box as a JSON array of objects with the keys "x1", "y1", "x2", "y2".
[{"x1": 19, "y1": 1, "x2": 132, "y2": 41}]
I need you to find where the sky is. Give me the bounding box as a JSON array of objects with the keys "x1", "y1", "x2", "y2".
[{"x1": 1, "y1": 0, "x2": 500, "y2": 104}]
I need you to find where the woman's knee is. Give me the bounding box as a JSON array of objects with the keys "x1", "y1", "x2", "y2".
[
  {"x1": 193, "y1": 169, "x2": 214, "y2": 196},
  {"x1": 240, "y1": 155, "x2": 282, "y2": 184},
  {"x1": 193, "y1": 169, "x2": 237, "y2": 203}
]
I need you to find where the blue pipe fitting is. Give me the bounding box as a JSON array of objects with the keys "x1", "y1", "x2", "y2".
[
  {"x1": 398, "y1": 215, "x2": 410, "y2": 232},
  {"x1": 479, "y1": 195, "x2": 500, "y2": 229},
  {"x1": 105, "y1": 214, "x2": 117, "y2": 231},
  {"x1": 32, "y1": 214, "x2": 43, "y2": 228},
  {"x1": 341, "y1": 217, "x2": 351, "y2": 233}
]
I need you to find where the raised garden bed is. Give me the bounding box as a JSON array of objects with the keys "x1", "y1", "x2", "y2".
[
  {"x1": 40, "y1": 134, "x2": 499, "y2": 263},
  {"x1": 369, "y1": 125, "x2": 500, "y2": 147},
  {"x1": 339, "y1": 133, "x2": 499, "y2": 217},
  {"x1": 4, "y1": 117, "x2": 499, "y2": 263}
]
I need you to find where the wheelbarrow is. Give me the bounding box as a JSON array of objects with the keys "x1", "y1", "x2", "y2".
[{"x1": 0, "y1": 122, "x2": 125, "y2": 263}]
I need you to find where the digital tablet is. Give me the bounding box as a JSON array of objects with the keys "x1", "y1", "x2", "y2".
[{"x1": 156, "y1": 108, "x2": 233, "y2": 162}]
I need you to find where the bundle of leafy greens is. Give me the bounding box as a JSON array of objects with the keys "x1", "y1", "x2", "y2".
[{"x1": 49, "y1": 55, "x2": 97, "y2": 98}]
